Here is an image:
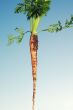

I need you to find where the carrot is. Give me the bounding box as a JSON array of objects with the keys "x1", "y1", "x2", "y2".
[{"x1": 30, "y1": 34, "x2": 38, "y2": 110}]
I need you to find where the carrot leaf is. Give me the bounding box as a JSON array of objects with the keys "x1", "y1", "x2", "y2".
[{"x1": 8, "y1": 27, "x2": 25, "y2": 45}]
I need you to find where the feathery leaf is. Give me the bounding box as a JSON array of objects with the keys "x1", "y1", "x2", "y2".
[
  {"x1": 15, "y1": 0, "x2": 51, "y2": 19},
  {"x1": 8, "y1": 27, "x2": 25, "y2": 45}
]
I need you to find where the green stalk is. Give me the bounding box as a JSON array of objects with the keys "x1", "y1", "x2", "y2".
[
  {"x1": 32, "y1": 16, "x2": 41, "y2": 35},
  {"x1": 30, "y1": 18, "x2": 33, "y2": 32}
]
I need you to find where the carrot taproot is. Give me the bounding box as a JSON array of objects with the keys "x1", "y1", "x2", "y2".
[{"x1": 30, "y1": 34, "x2": 38, "y2": 110}]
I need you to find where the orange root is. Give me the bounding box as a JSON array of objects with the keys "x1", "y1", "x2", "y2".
[{"x1": 30, "y1": 34, "x2": 38, "y2": 110}]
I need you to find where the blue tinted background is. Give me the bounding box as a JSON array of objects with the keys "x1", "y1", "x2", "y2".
[{"x1": 0, "y1": 0, "x2": 73, "y2": 110}]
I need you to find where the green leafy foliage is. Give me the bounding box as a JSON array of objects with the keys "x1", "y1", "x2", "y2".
[
  {"x1": 48, "y1": 21, "x2": 62, "y2": 32},
  {"x1": 15, "y1": 3, "x2": 25, "y2": 13},
  {"x1": 8, "y1": 35, "x2": 16, "y2": 45},
  {"x1": 42, "y1": 15, "x2": 73, "y2": 33},
  {"x1": 8, "y1": 27, "x2": 24, "y2": 45},
  {"x1": 15, "y1": 0, "x2": 51, "y2": 19},
  {"x1": 65, "y1": 15, "x2": 73, "y2": 28}
]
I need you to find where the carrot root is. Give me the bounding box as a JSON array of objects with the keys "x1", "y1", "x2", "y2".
[{"x1": 30, "y1": 34, "x2": 38, "y2": 110}]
